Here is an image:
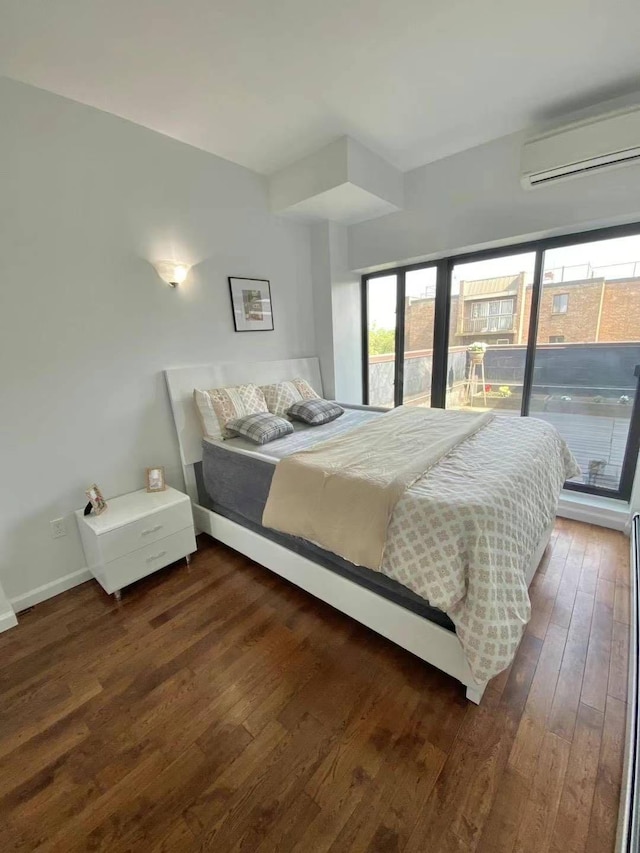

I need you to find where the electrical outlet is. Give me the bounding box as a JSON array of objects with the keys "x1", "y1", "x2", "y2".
[{"x1": 50, "y1": 518, "x2": 67, "y2": 539}]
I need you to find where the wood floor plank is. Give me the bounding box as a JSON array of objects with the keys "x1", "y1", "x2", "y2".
[
  {"x1": 578, "y1": 527, "x2": 602, "y2": 595},
  {"x1": 526, "y1": 572, "x2": 562, "y2": 640},
  {"x1": 548, "y1": 527, "x2": 588, "y2": 630},
  {"x1": 254, "y1": 791, "x2": 321, "y2": 853},
  {"x1": 509, "y1": 622, "x2": 567, "y2": 778},
  {"x1": 581, "y1": 592, "x2": 614, "y2": 713},
  {"x1": 548, "y1": 703, "x2": 604, "y2": 853},
  {"x1": 609, "y1": 619, "x2": 630, "y2": 702},
  {"x1": 0, "y1": 520, "x2": 629, "y2": 853},
  {"x1": 513, "y1": 731, "x2": 571, "y2": 853},
  {"x1": 195, "y1": 713, "x2": 335, "y2": 851},
  {"x1": 475, "y1": 766, "x2": 530, "y2": 853},
  {"x1": 296, "y1": 686, "x2": 428, "y2": 853},
  {"x1": 585, "y1": 695, "x2": 627, "y2": 853},
  {"x1": 403, "y1": 633, "x2": 541, "y2": 853},
  {"x1": 599, "y1": 533, "x2": 621, "y2": 583},
  {"x1": 36, "y1": 750, "x2": 170, "y2": 853},
  {"x1": 548, "y1": 590, "x2": 595, "y2": 741},
  {"x1": 614, "y1": 581, "x2": 630, "y2": 625},
  {"x1": 150, "y1": 818, "x2": 197, "y2": 853}
]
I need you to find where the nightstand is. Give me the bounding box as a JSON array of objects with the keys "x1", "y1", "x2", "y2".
[{"x1": 75, "y1": 486, "x2": 196, "y2": 600}]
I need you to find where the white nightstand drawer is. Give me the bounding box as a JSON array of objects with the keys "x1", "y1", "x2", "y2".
[
  {"x1": 96, "y1": 526, "x2": 196, "y2": 594},
  {"x1": 98, "y1": 500, "x2": 193, "y2": 563}
]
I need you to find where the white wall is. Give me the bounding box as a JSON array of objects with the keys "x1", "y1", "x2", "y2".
[
  {"x1": 0, "y1": 78, "x2": 315, "y2": 607},
  {"x1": 327, "y1": 223, "x2": 362, "y2": 403},
  {"x1": 310, "y1": 222, "x2": 362, "y2": 403},
  {"x1": 349, "y1": 126, "x2": 640, "y2": 271},
  {"x1": 310, "y1": 223, "x2": 336, "y2": 396}
]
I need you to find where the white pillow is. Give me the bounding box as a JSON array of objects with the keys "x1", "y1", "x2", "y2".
[
  {"x1": 194, "y1": 383, "x2": 268, "y2": 440},
  {"x1": 259, "y1": 378, "x2": 320, "y2": 418}
]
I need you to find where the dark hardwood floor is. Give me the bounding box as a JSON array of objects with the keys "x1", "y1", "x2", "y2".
[{"x1": 0, "y1": 519, "x2": 630, "y2": 852}]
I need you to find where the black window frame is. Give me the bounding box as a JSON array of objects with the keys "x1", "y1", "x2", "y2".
[{"x1": 362, "y1": 220, "x2": 640, "y2": 501}]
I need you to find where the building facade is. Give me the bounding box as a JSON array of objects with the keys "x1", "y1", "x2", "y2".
[{"x1": 404, "y1": 274, "x2": 640, "y2": 352}]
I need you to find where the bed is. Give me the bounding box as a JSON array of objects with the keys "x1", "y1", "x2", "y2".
[{"x1": 165, "y1": 357, "x2": 572, "y2": 703}]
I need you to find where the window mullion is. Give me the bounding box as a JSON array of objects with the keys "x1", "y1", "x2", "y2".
[
  {"x1": 393, "y1": 271, "x2": 406, "y2": 407},
  {"x1": 521, "y1": 249, "x2": 544, "y2": 417}
]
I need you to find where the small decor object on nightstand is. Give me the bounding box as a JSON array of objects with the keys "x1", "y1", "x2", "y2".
[
  {"x1": 228, "y1": 277, "x2": 274, "y2": 332},
  {"x1": 146, "y1": 466, "x2": 166, "y2": 492},
  {"x1": 85, "y1": 484, "x2": 107, "y2": 516}
]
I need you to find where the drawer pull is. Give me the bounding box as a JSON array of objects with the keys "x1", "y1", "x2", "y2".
[
  {"x1": 146, "y1": 550, "x2": 167, "y2": 562},
  {"x1": 141, "y1": 524, "x2": 163, "y2": 536}
]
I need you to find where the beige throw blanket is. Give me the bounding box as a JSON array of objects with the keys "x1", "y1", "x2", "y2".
[{"x1": 262, "y1": 406, "x2": 494, "y2": 570}]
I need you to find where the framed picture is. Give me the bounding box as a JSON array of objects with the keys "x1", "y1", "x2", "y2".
[
  {"x1": 85, "y1": 484, "x2": 107, "y2": 515},
  {"x1": 146, "y1": 466, "x2": 166, "y2": 493},
  {"x1": 228, "y1": 277, "x2": 274, "y2": 332}
]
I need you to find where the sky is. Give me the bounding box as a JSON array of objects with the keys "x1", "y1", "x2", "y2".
[{"x1": 368, "y1": 234, "x2": 640, "y2": 329}]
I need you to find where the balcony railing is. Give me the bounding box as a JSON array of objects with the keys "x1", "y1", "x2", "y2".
[
  {"x1": 544, "y1": 260, "x2": 640, "y2": 283},
  {"x1": 463, "y1": 315, "x2": 515, "y2": 334}
]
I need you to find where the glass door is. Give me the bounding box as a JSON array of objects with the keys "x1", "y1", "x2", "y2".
[
  {"x1": 402, "y1": 267, "x2": 438, "y2": 406},
  {"x1": 445, "y1": 252, "x2": 536, "y2": 415},
  {"x1": 528, "y1": 234, "x2": 640, "y2": 495},
  {"x1": 364, "y1": 274, "x2": 398, "y2": 408}
]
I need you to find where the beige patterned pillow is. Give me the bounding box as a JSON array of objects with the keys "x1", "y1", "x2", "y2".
[
  {"x1": 260, "y1": 378, "x2": 320, "y2": 418},
  {"x1": 194, "y1": 383, "x2": 268, "y2": 439}
]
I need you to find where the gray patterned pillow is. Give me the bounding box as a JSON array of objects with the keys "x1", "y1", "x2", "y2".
[
  {"x1": 288, "y1": 399, "x2": 344, "y2": 425},
  {"x1": 226, "y1": 412, "x2": 294, "y2": 445}
]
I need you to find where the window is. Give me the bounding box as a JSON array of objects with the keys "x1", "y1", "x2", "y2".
[
  {"x1": 465, "y1": 298, "x2": 515, "y2": 333},
  {"x1": 362, "y1": 222, "x2": 640, "y2": 501},
  {"x1": 450, "y1": 254, "x2": 533, "y2": 415},
  {"x1": 552, "y1": 293, "x2": 569, "y2": 314},
  {"x1": 403, "y1": 267, "x2": 437, "y2": 406},
  {"x1": 364, "y1": 275, "x2": 397, "y2": 408}
]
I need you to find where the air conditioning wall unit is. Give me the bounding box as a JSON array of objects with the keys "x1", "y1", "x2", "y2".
[{"x1": 521, "y1": 106, "x2": 640, "y2": 189}]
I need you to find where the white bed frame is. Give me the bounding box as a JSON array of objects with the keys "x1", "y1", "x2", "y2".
[{"x1": 164, "y1": 357, "x2": 553, "y2": 704}]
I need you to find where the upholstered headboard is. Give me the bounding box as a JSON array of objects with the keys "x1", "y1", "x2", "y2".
[{"x1": 164, "y1": 357, "x2": 323, "y2": 503}]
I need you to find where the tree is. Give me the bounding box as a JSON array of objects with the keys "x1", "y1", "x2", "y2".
[{"x1": 368, "y1": 325, "x2": 395, "y2": 356}]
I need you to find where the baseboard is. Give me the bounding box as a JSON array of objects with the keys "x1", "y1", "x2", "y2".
[
  {"x1": 0, "y1": 608, "x2": 18, "y2": 633},
  {"x1": 9, "y1": 567, "x2": 92, "y2": 613},
  {"x1": 557, "y1": 490, "x2": 629, "y2": 532}
]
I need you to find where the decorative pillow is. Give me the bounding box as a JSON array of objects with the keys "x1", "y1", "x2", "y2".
[
  {"x1": 288, "y1": 399, "x2": 344, "y2": 426},
  {"x1": 226, "y1": 412, "x2": 294, "y2": 445},
  {"x1": 260, "y1": 378, "x2": 320, "y2": 418},
  {"x1": 194, "y1": 383, "x2": 268, "y2": 439}
]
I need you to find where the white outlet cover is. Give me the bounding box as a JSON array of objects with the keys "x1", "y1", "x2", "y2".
[{"x1": 50, "y1": 518, "x2": 67, "y2": 538}]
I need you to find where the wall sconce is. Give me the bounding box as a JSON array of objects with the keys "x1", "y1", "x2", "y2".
[{"x1": 153, "y1": 260, "x2": 191, "y2": 288}]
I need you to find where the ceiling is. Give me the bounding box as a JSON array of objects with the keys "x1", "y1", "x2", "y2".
[{"x1": 1, "y1": 0, "x2": 639, "y2": 175}]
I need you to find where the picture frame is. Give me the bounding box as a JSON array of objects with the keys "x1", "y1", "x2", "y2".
[
  {"x1": 85, "y1": 484, "x2": 107, "y2": 515},
  {"x1": 228, "y1": 277, "x2": 274, "y2": 332},
  {"x1": 146, "y1": 466, "x2": 166, "y2": 493}
]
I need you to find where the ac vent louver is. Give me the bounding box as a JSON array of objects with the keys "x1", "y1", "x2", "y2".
[{"x1": 521, "y1": 107, "x2": 640, "y2": 189}]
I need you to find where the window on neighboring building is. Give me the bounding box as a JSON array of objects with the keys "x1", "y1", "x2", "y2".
[
  {"x1": 465, "y1": 297, "x2": 514, "y2": 332},
  {"x1": 552, "y1": 293, "x2": 569, "y2": 314},
  {"x1": 549, "y1": 335, "x2": 565, "y2": 343},
  {"x1": 496, "y1": 338, "x2": 510, "y2": 344}
]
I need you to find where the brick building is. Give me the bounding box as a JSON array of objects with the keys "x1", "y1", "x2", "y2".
[{"x1": 404, "y1": 273, "x2": 640, "y2": 351}]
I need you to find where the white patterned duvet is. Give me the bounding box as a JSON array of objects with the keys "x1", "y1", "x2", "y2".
[{"x1": 381, "y1": 415, "x2": 578, "y2": 683}]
